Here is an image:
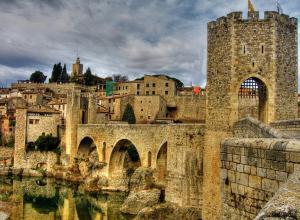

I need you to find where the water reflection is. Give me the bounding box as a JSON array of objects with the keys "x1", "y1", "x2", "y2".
[{"x1": 0, "y1": 177, "x2": 132, "y2": 220}]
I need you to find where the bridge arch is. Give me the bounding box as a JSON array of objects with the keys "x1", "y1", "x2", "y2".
[
  {"x1": 108, "y1": 139, "x2": 141, "y2": 190},
  {"x1": 156, "y1": 141, "x2": 168, "y2": 184},
  {"x1": 77, "y1": 136, "x2": 98, "y2": 160}
]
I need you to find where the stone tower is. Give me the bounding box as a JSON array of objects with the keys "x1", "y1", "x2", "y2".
[
  {"x1": 72, "y1": 57, "x2": 83, "y2": 77},
  {"x1": 203, "y1": 11, "x2": 298, "y2": 219}
]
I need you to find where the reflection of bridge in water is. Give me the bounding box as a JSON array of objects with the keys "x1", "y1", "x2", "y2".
[{"x1": 0, "y1": 177, "x2": 128, "y2": 220}]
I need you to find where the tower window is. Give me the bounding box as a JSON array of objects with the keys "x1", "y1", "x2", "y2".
[
  {"x1": 261, "y1": 45, "x2": 264, "y2": 54},
  {"x1": 252, "y1": 62, "x2": 255, "y2": 67},
  {"x1": 243, "y1": 45, "x2": 246, "y2": 54}
]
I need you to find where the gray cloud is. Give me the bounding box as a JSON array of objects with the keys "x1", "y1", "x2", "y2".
[{"x1": 0, "y1": 0, "x2": 299, "y2": 87}]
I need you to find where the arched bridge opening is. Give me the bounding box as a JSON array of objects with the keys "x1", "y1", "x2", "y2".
[
  {"x1": 108, "y1": 139, "x2": 141, "y2": 190},
  {"x1": 238, "y1": 77, "x2": 268, "y2": 123},
  {"x1": 77, "y1": 137, "x2": 98, "y2": 161},
  {"x1": 156, "y1": 142, "x2": 168, "y2": 185}
]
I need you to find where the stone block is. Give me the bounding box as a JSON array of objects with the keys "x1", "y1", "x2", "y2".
[
  {"x1": 294, "y1": 164, "x2": 300, "y2": 172},
  {"x1": 266, "y1": 169, "x2": 275, "y2": 180},
  {"x1": 251, "y1": 166, "x2": 257, "y2": 175},
  {"x1": 233, "y1": 155, "x2": 241, "y2": 163},
  {"x1": 236, "y1": 173, "x2": 249, "y2": 186},
  {"x1": 270, "y1": 161, "x2": 286, "y2": 171},
  {"x1": 289, "y1": 152, "x2": 300, "y2": 163},
  {"x1": 257, "y1": 168, "x2": 266, "y2": 178},
  {"x1": 238, "y1": 185, "x2": 245, "y2": 196},
  {"x1": 231, "y1": 183, "x2": 238, "y2": 194},
  {"x1": 275, "y1": 171, "x2": 288, "y2": 182},
  {"x1": 286, "y1": 162, "x2": 294, "y2": 173},
  {"x1": 249, "y1": 175, "x2": 261, "y2": 189},
  {"x1": 229, "y1": 162, "x2": 237, "y2": 171},
  {"x1": 227, "y1": 154, "x2": 233, "y2": 162},
  {"x1": 244, "y1": 165, "x2": 251, "y2": 174},
  {"x1": 261, "y1": 159, "x2": 271, "y2": 169},
  {"x1": 262, "y1": 178, "x2": 279, "y2": 193},
  {"x1": 237, "y1": 164, "x2": 244, "y2": 173},
  {"x1": 228, "y1": 170, "x2": 236, "y2": 182},
  {"x1": 241, "y1": 156, "x2": 248, "y2": 164}
]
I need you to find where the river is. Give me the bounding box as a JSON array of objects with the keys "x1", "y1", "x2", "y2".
[{"x1": 0, "y1": 176, "x2": 133, "y2": 220}]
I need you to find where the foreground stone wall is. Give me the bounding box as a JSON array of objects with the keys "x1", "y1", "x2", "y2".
[
  {"x1": 270, "y1": 119, "x2": 300, "y2": 138},
  {"x1": 233, "y1": 117, "x2": 289, "y2": 139},
  {"x1": 221, "y1": 138, "x2": 300, "y2": 219}
]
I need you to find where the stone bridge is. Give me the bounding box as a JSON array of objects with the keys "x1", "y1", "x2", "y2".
[{"x1": 76, "y1": 123, "x2": 205, "y2": 207}]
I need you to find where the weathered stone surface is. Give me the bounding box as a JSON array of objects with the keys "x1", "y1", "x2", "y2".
[
  {"x1": 135, "y1": 203, "x2": 202, "y2": 220},
  {"x1": 255, "y1": 171, "x2": 300, "y2": 220},
  {"x1": 120, "y1": 189, "x2": 161, "y2": 215},
  {"x1": 129, "y1": 167, "x2": 155, "y2": 193},
  {"x1": 0, "y1": 212, "x2": 9, "y2": 220}
]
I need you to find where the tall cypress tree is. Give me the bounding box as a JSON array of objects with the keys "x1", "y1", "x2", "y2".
[
  {"x1": 84, "y1": 67, "x2": 94, "y2": 86},
  {"x1": 122, "y1": 104, "x2": 136, "y2": 124},
  {"x1": 61, "y1": 64, "x2": 70, "y2": 83}
]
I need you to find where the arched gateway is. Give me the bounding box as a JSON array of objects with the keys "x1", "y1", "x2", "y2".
[{"x1": 238, "y1": 77, "x2": 268, "y2": 122}]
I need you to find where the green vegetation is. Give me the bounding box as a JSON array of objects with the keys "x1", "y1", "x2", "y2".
[
  {"x1": 112, "y1": 74, "x2": 128, "y2": 82},
  {"x1": 24, "y1": 194, "x2": 59, "y2": 214},
  {"x1": 122, "y1": 104, "x2": 136, "y2": 124},
  {"x1": 27, "y1": 134, "x2": 60, "y2": 152},
  {"x1": 6, "y1": 135, "x2": 14, "y2": 148},
  {"x1": 135, "y1": 74, "x2": 184, "y2": 88},
  {"x1": 49, "y1": 62, "x2": 70, "y2": 83},
  {"x1": 29, "y1": 71, "x2": 47, "y2": 83}
]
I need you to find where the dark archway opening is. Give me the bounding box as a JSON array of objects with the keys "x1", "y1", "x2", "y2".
[
  {"x1": 109, "y1": 139, "x2": 141, "y2": 190},
  {"x1": 238, "y1": 77, "x2": 268, "y2": 122},
  {"x1": 77, "y1": 137, "x2": 97, "y2": 161},
  {"x1": 156, "y1": 142, "x2": 168, "y2": 184}
]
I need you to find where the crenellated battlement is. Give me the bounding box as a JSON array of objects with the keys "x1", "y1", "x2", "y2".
[{"x1": 208, "y1": 11, "x2": 297, "y2": 29}]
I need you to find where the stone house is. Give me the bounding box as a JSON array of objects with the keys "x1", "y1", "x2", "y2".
[
  {"x1": 26, "y1": 105, "x2": 61, "y2": 143},
  {"x1": 113, "y1": 75, "x2": 176, "y2": 99},
  {"x1": 21, "y1": 90, "x2": 43, "y2": 106},
  {"x1": 47, "y1": 98, "x2": 67, "y2": 119}
]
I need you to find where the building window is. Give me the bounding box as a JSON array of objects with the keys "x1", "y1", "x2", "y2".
[
  {"x1": 30, "y1": 95, "x2": 32, "y2": 99},
  {"x1": 146, "y1": 91, "x2": 149, "y2": 95},
  {"x1": 35, "y1": 119, "x2": 39, "y2": 124},
  {"x1": 165, "y1": 83, "x2": 169, "y2": 87},
  {"x1": 153, "y1": 83, "x2": 156, "y2": 87},
  {"x1": 146, "y1": 83, "x2": 149, "y2": 88},
  {"x1": 148, "y1": 116, "x2": 151, "y2": 119},
  {"x1": 109, "y1": 99, "x2": 111, "y2": 103},
  {"x1": 141, "y1": 109, "x2": 143, "y2": 112},
  {"x1": 137, "y1": 91, "x2": 140, "y2": 95},
  {"x1": 119, "y1": 86, "x2": 121, "y2": 90},
  {"x1": 165, "y1": 91, "x2": 169, "y2": 95},
  {"x1": 261, "y1": 45, "x2": 264, "y2": 54},
  {"x1": 152, "y1": 91, "x2": 155, "y2": 95},
  {"x1": 140, "y1": 116, "x2": 143, "y2": 119},
  {"x1": 126, "y1": 86, "x2": 128, "y2": 90},
  {"x1": 137, "y1": 84, "x2": 140, "y2": 90},
  {"x1": 29, "y1": 119, "x2": 34, "y2": 124}
]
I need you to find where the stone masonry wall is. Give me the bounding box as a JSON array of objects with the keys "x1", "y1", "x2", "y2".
[
  {"x1": 221, "y1": 138, "x2": 300, "y2": 219},
  {"x1": 270, "y1": 119, "x2": 300, "y2": 138},
  {"x1": 233, "y1": 117, "x2": 289, "y2": 139}
]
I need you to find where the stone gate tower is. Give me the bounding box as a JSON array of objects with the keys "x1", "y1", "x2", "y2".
[{"x1": 203, "y1": 11, "x2": 298, "y2": 219}]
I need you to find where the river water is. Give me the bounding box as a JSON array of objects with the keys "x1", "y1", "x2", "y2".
[{"x1": 0, "y1": 176, "x2": 133, "y2": 220}]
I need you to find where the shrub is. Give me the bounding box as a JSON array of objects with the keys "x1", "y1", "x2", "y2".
[
  {"x1": 34, "y1": 134, "x2": 60, "y2": 152},
  {"x1": 7, "y1": 135, "x2": 14, "y2": 148},
  {"x1": 122, "y1": 104, "x2": 136, "y2": 124}
]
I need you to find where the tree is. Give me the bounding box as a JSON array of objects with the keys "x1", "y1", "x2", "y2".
[
  {"x1": 113, "y1": 74, "x2": 129, "y2": 82},
  {"x1": 34, "y1": 133, "x2": 60, "y2": 152},
  {"x1": 29, "y1": 71, "x2": 47, "y2": 83},
  {"x1": 60, "y1": 64, "x2": 70, "y2": 83},
  {"x1": 49, "y1": 63, "x2": 62, "y2": 83},
  {"x1": 6, "y1": 135, "x2": 14, "y2": 148},
  {"x1": 84, "y1": 67, "x2": 95, "y2": 86},
  {"x1": 122, "y1": 104, "x2": 136, "y2": 124}
]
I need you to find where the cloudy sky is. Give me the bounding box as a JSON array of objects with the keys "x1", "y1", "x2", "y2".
[{"x1": 0, "y1": 0, "x2": 299, "y2": 87}]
